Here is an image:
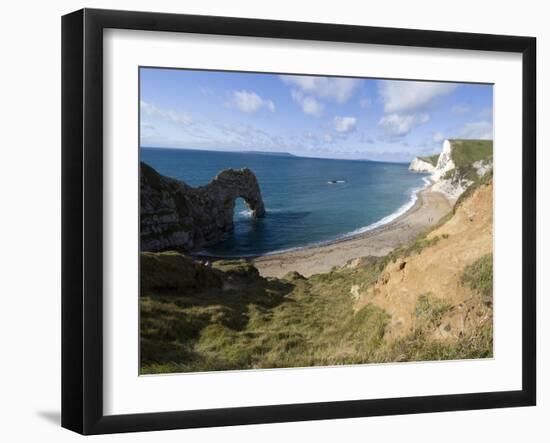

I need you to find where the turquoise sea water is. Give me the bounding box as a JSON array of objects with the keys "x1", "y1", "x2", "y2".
[{"x1": 141, "y1": 148, "x2": 429, "y2": 257}]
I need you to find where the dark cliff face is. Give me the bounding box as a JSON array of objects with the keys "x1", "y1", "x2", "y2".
[{"x1": 140, "y1": 162, "x2": 265, "y2": 252}]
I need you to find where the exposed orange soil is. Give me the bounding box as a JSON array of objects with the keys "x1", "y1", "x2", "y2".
[{"x1": 355, "y1": 182, "x2": 493, "y2": 341}]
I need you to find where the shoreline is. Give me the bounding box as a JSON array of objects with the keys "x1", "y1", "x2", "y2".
[
  {"x1": 251, "y1": 186, "x2": 454, "y2": 278},
  {"x1": 196, "y1": 177, "x2": 432, "y2": 260}
]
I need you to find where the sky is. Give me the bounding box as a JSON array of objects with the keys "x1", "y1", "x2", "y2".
[{"x1": 140, "y1": 67, "x2": 493, "y2": 162}]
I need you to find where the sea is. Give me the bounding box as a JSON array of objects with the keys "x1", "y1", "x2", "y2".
[{"x1": 141, "y1": 147, "x2": 429, "y2": 257}]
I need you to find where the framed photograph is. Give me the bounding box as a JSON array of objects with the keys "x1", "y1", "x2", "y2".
[{"x1": 62, "y1": 8, "x2": 536, "y2": 435}]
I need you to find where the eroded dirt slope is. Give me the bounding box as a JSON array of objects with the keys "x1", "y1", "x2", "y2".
[{"x1": 355, "y1": 180, "x2": 493, "y2": 342}]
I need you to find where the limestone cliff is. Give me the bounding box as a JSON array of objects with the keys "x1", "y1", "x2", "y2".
[
  {"x1": 430, "y1": 140, "x2": 455, "y2": 181},
  {"x1": 409, "y1": 156, "x2": 437, "y2": 173},
  {"x1": 410, "y1": 139, "x2": 493, "y2": 199},
  {"x1": 140, "y1": 162, "x2": 265, "y2": 252}
]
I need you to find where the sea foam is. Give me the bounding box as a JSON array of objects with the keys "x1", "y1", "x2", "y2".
[
  {"x1": 343, "y1": 176, "x2": 431, "y2": 237},
  {"x1": 227, "y1": 177, "x2": 432, "y2": 257}
]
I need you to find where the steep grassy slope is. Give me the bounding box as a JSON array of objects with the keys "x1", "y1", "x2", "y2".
[
  {"x1": 449, "y1": 139, "x2": 493, "y2": 167},
  {"x1": 141, "y1": 254, "x2": 390, "y2": 373},
  {"x1": 141, "y1": 178, "x2": 493, "y2": 373},
  {"x1": 446, "y1": 139, "x2": 493, "y2": 182},
  {"x1": 356, "y1": 178, "x2": 493, "y2": 352}
]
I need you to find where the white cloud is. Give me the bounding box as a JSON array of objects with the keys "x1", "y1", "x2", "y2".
[
  {"x1": 281, "y1": 75, "x2": 361, "y2": 104},
  {"x1": 333, "y1": 116, "x2": 357, "y2": 133},
  {"x1": 457, "y1": 121, "x2": 493, "y2": 139},
  {"x1": 290, "y1": 90, "x2": 324, "y2": 117},
  {"x1": 378, "y1": 113, "x2": 430, "y2": 137},
  {"x1": 452, "y1": 104, "x2": 471, "y2": 115},
  {"x1": 230, "y1": 90, "x2": 275, "y2": 113},
  {"x1": 432, "y1": 131, "x2": 445, "y2": 143},
  {"x1": 140, "y1": 100, "x2": 192, "y2": 125},
  {"x1": 378, "y1": 81, "x2": 456, "y2": 113}
]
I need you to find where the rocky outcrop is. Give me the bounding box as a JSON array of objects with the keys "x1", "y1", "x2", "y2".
[
  {"x1": 431, "y1": 140, "x2": 455, "y2": 181},
  {"x1": 141, "y1": 162, "x2": 265, "y2": 252},
  {"x1": 472, "y1": 159, "x2": 493, "y2": 177},
  {"x1": 410, "y1": 139, "x2": 493, "y2": 200},
  {"x1": 429, "y1": 139, "x2": 465, "y2": 198},
  {"x1": 409, "y1": 157, "x2": 436, "y2": 173}
]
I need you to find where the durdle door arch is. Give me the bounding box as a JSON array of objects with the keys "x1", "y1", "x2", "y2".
[
  {"x1": 62, "y1": 8, "x2": 536, "y2": 434},
  {"x1": 140, "y1": 162, "x2": 265, "y2": 252}
]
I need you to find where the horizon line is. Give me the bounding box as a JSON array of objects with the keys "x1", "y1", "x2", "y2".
[{"x1": 139, "y1": 145, "x2": 417, "y2": 164}]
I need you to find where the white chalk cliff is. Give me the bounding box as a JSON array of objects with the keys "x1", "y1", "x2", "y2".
[
  {"x1": 431, "y1": 140, "x2": 455, "y2": 181},
  {"x1": 408, "y1": 157, "x2": 435, "y2": 173},
  {"x1": 409, "y1": 139, "x2": 493, "y2": 200}
]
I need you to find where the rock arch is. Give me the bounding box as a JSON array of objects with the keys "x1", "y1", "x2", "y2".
[
  {"x1": 204, "y1": 168, "x2": 266, "y2": 219},
  {"x1": 140, "y1": 162, "x2": 265, "y2": 252}
]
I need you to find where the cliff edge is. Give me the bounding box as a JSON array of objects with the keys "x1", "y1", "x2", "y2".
[
  {"x1": 140, "y1": 162, "x2": 265, "y2": 252},
  {"x1": 409, "y1": 155, "x2": 438, "y2": 173},
  {"x1": 141, "y1": 173, "x2": 494, "y2": 373},
  {"x1": 410, "y1": 139, "x2": 493, "y2": 199}
]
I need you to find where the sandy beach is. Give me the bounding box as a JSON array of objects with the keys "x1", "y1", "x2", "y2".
[{"x1": 253, "y1": 187, "x2": 453, "y2": 278}]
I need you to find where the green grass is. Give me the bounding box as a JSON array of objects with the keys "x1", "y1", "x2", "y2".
[
  {"x1": 140, "y1": 253, "x2": 396, "y2": 373},
  {"x1": 446, "y1": 139, "x2": 493, "y2": 183},
  {"x1": 378, "y1": 234, "x2": 441, "y2": 271},
  {"x1": 140, "y1": 174, "x2": 494, "y2": 373},
  {"x1": 449, "y1": 139, "x2": 493, "y2": 167},
  {"x1": 141, "y1": 251, "x2": 223, "y2": 293},
  {"x1": 418, "y1": 154, "x2": 440, "y2": 167},
  {"x1": 414, "y1": 293, "x2": 453, "y2": 328},
  {"x1": 394, "y1": 234, "x2": 441, "y2": 258},
  {"x1": 140, "y1": 240, "x2": 491, "y2": 373},
  {"x1": 375, "y1": 320, "x2": 493, "y2": 362},
  {"x1": 461, "y1": 254, "x2": 493, "y2": 305},
  {"x1": 374, "y1": 292, "x2": 492, "y2": 363}
]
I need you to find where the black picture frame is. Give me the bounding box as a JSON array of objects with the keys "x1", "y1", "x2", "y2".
[{"x1": 62, "y1": 8, "x2": 536, "y2": 435}]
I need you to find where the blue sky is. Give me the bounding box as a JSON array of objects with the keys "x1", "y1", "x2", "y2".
[{"x1": 140, "y1": 67, "x2": 493, "y2": 162}]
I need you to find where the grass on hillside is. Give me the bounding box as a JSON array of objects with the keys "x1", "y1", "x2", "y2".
[
  {"x1": 418, "y1": 154, "x2": 440, "y2": 167},
  {"x1": 140, "y1": 171, "x2": 494, "y2": 373},
  {"x1": 377, "y1": 283, "x2": 492, "y2": 363},
  {"x1": 461, "y1": 254, "x2": 493, "y2": 306},
  {"x1": 378, "y1": 319, "x2": 493, "y2": 362},
  {"x1": 449, "y1": 139, "x2": 493, "y2": 167},
  {"x1": 382, "y1": 234, "x2": 441, "y2": 266},
  {"x1": 141, "y1": 253, "x2": 391, "y2": 373},
  {"x1": 140, "y1": 226, "x2": 492, "y2": 373},
  {"x1": 445, "y1": 139, "x2": 493, "y2": 183},
  {"x1": 414, "y1": 293, "x2": 453, "y2": 328}
]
